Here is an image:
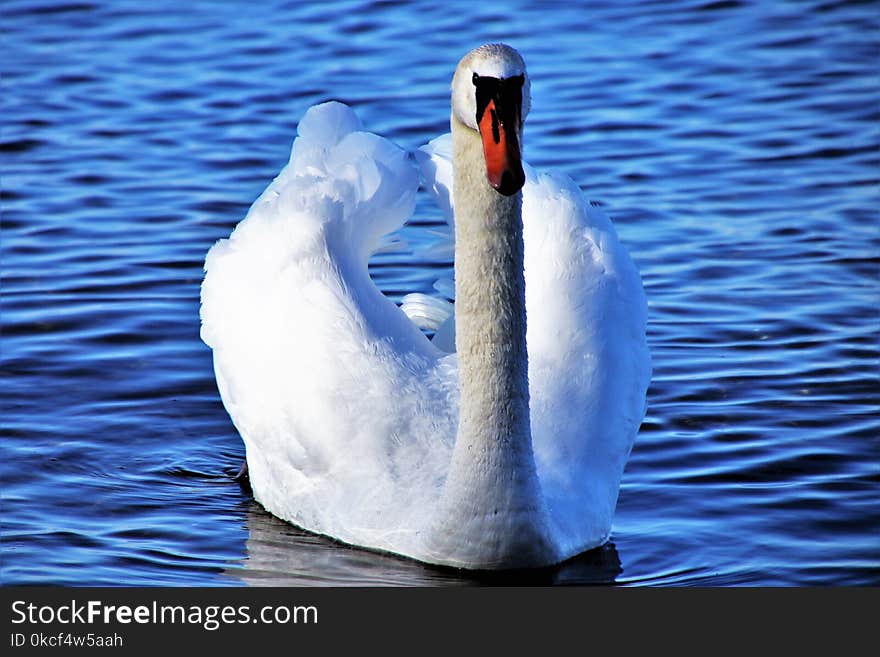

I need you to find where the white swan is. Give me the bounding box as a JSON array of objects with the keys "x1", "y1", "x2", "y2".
[{"x1": 200, "y1": 44, "x2": 650, "y2": 570}]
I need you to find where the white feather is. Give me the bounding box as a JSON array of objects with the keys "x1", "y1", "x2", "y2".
[{"x1": 201, "y1": 59, "x2": 650, "y2": 568}]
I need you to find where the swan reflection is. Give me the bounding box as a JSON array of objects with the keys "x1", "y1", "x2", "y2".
[{"x1": 224, "y1": 502, "x2": 623, "y2": 586}]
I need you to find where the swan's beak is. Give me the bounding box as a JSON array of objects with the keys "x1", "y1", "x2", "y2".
[{"x1": 477, "y1": 87, "x2": 525, "y2": 196}]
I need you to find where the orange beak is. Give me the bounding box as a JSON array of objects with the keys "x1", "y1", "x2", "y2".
[{"x1": 477, "y1": 98, "x2": 525, "y2": 196}]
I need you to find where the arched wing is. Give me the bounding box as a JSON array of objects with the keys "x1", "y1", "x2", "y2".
[{"x1": 200, "y1": 103, "x2": 458, "y2": 551}]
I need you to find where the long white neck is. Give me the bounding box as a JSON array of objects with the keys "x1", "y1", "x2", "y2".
[
  {"x1": 452, "y1": 114, "x2": 531, "y2": 465},
  {"x1": 427, "y1": 114, "x2": 553, "y2": 568}
]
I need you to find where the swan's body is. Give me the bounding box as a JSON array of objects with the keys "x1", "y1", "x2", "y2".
[{"x1": 201, "y1": 45, "x2": 650, "y2": 569}]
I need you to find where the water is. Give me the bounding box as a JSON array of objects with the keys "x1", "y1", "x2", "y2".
[{"x1": 2, "y1": 0, "x2": 878, "y2": 586}]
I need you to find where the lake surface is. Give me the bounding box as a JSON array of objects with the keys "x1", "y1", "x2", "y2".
[{"x1": 2, "y1": 0, "x2": 878, "y2": 586}]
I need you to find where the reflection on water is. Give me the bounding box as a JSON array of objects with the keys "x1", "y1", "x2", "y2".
[{"x1": 224, "y1": 502, "x2": 622, "y2": 587}]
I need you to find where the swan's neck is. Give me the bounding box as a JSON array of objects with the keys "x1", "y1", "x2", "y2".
[
  {"x1": 452, "y1": 114, "x2": 531, "y2": 461},
  {"x1": 429, "y1": 115, "x2": 551, "y2": 567}
]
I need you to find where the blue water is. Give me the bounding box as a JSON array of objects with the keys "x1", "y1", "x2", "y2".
[{"x1": 2, "y1": 0, "x2": 878, "y2": 586}]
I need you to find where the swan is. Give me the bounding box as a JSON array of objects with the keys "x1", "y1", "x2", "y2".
[{"x1": 200, "y1": 44, "x2": 650, "y2": 570}]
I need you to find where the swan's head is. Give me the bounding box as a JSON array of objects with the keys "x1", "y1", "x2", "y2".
[{"x1": 452, "y1": 44, "x2": 531, "y2": 196}]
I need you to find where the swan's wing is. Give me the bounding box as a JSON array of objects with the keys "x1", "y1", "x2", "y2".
[
  {"x1": 415, "y1": 133, "x2": 455, "y2": 228},
  {"x1": 200, "y1": 102, "x2": 458, "y2": 553},
  {"x1": 417, "y1": 136, "x2": 651, "y2": 548},
  {"x1": 521, "y1": 168, "x2": 651, "y2": 548},
  {"x1": 396, "y1": 135, "x2": 454, "y2": 348}
]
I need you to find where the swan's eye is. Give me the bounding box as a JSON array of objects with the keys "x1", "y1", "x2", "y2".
[
  {"x1": 472, "y1": 72, "x2": 480, "y2": 85},
  {"x1": 514, "y1": 73, "x2": 525, "y2": 87}
]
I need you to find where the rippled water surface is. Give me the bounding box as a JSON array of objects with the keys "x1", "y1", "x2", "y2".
[{"x1": 2, "y1": 0, "x2": 878, "y2": 586}]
